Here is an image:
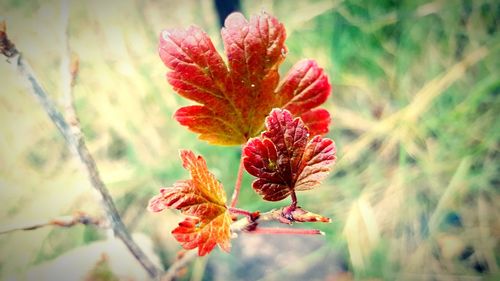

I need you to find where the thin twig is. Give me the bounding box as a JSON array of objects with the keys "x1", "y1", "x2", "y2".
[
  {"x1": 0, "y1": 212, "x2": 105, "y2": 235},
  {"x1": 59, "y1": 2, "x2": 160, "y2": 277},
  {"x1": 247, "y1": 227, "x2": 324, "y2": 235},
  {"x1": 161, "y1": 250, "x2": 198, "y2": 281},
  {"x1": 60, "y1": 0, "x2": 76, "y2": 111},
  {"x1": 230, "y1": 208, "x2": 328, "y2": 232},
  {"x1": 228, "y1": 207, "x2": 257, "y2": 219},
  {"x1": 0, "y1": 15, "x2": 161, "y2": 279}
]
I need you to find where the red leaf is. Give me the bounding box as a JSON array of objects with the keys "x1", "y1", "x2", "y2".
[
  {"x1": 299, "y1": 108, "x2": 331, "y2": 137},
  {"x1": 243, "y1": 109, "x2": 336, "y2": 201},
  {"x1": 278, "y1": 60, "x2": 332, "y2": 136},
  {"x1": 279, "y1": 60, "x2": 330, "y2": 114},
  {"x1": 159, "y1": 12, "x2": 331, "y2": 145},
  {"x1": 148, "y1": 150, "x2": 231, "y2": 256}
]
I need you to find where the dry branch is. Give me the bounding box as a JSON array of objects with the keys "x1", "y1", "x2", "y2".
[
  {"x1": 161, "y1": 250, "x2": 198, "y2": 281},
  {"x1": 0, "y1": 19, "x2": 161, "y2": 279},
  {"x1": 0, "y1": 213, "x2": 105, "y2": 235}
]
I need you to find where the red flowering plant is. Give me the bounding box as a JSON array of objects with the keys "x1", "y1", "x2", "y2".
[{"x1": 149, "y1": 12, "x2": 336, "y2": 256}]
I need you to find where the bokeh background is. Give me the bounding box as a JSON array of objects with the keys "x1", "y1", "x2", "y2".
[{"x1": 0, "y1": 0, "x2": 498, "y2": 280}]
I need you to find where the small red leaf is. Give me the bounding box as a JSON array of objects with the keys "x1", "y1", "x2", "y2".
[
  {"x1": 159, "y1": 12, "x2": 332, "y2": 145},
  {"x1": 148, "y1": 150, "x2": 231, "y2": 256},
  {"x1": 243, "y1": 109, "x2": 336, "y2": 201},
  {"x1": 299, "y1": 108, "x2": 331, "y2": 137},
  {"x1": 279, "y1": 60, "x2": 331, "y2": 115},
  {"x1": 278, "y1": 60, "x2": 331, "y2": 136}
]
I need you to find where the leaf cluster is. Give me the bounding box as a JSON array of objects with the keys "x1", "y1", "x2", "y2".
[{"x1": 150, "y1": 12, "x2": 337, "y2": 256}]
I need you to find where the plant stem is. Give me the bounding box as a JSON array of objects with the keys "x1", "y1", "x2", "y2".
[
  {"x1": 161, "y1": 250, "x2": 198, "y2": 281},
  {"x1": 229, "y1": 150, "x2": 245, "y2": 208},
  {"x1": 290, "y1": 190, "x2": 298, "y2": 210},
  {"x1": 248, "y1": 227, "x2": 324, "y2": 235},
  {"x1": 0, "y1": 213, "x2": 104, "y2": 235},
  {"x1": 228, "y1": 207, "x2": 252, "y2": 218}
]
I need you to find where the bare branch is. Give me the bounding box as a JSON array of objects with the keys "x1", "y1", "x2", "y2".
[
  {"x1": 0, "y1": 15, "x2": 162, "y2": 279},
  {"x1": 161, "y1": 250, "x2": 198, "y2": 281},
  {"x1": 246, "y1": 227, "x2": 324, "y2": 235},
  {"x1": 230, "y1": 208, "x2": 327, "y2": 234},
  {"x1": 0, "y1": 212, "x2": 105, "y2": 235}
]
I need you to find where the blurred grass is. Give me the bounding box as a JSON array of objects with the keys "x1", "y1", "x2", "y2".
[{"x1": 0, "y1": 0, "x2": 499, "y2": 280}]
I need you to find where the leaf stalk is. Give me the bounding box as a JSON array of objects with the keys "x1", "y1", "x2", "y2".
[{"x1": 229, "y1": 150, "x2": 245, "y2": 208}]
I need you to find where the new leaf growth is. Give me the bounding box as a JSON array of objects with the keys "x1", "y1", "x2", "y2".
[
  {"x1": 243, "y1": 109, "x2": 336, "y2": 202},
  {"x1": 148, "y1": 150, "x2": 232, "y2": 256}
]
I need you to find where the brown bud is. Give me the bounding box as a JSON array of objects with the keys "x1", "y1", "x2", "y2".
[{"x1": 281, "y1": 206, "x2": 331, "y2": 223}]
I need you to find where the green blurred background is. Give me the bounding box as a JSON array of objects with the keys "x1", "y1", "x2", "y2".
[{"x1": 0, "y1": 0, "x2": 498, "y2": 280}]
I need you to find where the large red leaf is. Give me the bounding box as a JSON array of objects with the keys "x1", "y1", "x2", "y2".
[
  {"x1": 243, "y1": 109, "x2": 336, "y2": 201},
  {"x1": 159, "y1": 12, "x2": 331, "y2": 145},
  {"x1": 148, "y1": 150, "x2": 231, "y2": 256}
]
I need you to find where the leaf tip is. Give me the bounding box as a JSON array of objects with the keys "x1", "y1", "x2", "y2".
[
  {"x1": 179, "y1": 149, "x2": 198, "y2": 169},
  {"x1": 160, "y1": 29, "x2": 170, "y2": 40},
  {"x1": 223, "y1": 12, "x2": 247, "y2": 29},
  {"x1": 147, "y1": 194, "x2": 166, "y2": 213}
]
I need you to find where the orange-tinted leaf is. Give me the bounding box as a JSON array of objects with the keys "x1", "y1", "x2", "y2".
[
  {"x1": 243, "y1": 109, "x2": 336, "y2": 201},
  {"x1": 148, "y1": 150, "x2": 231, "y2": 256},
  {"x1": 159, "y1": 12, "x2": 331, "y2": 145}
]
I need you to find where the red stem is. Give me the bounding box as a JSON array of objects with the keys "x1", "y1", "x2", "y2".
[
  {"x1": 229, "y1": 150, "x2": 245, "y2": 208},
  {"x1": 248, "y1": 227, "x2": 324, "y2": 235},
  {"x1": 290, "y1": 190, "x2": 298, "y2": 210},
  {"x1": 228, "y1": 207, "x2": 252, "y2": 218}
]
